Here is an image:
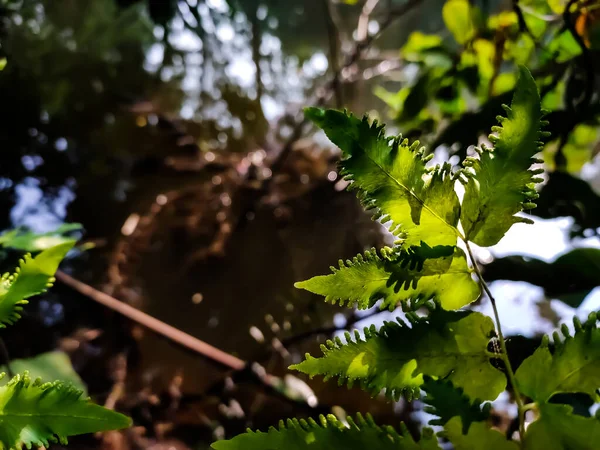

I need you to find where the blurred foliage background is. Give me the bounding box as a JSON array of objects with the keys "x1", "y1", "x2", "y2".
[{"x1": 0, "y1": 0, "x2": 600, "y2": 448}]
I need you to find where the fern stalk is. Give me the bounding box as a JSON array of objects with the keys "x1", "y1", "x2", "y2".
[{"x1": 463, "y1": 239, "x2": 525, "y2": 443}]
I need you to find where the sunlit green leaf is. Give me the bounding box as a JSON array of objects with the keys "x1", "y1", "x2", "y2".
[
  {"x1": 305, "y1": 108, "x2": 461, "y2": 249},
  {"x1": 460, "y1": 66, "x2": 545, "y2": 247},
  {"x1": 402, "y1": 32, "x2": 443, "y2": 59},
  {"x1": 0, "y1": 372, "x2": 130, "y2": 449},
  {"x1": 0, "y1": 224, "x2": 82, "y2": 253},
  {"x1": 0, "y1": 242, "x2": 74, "y2": 327},
  {"x1": 295, "y1": 246, "x2": 479, "y2": 311},
  {"x1": 211, "y1": 413, "x2": 441, "y2": 450},
  {"x1": 291, "y1": 310, "x2": 505, "y2": 401},
  {"x1": 1, "y1": 352, "x2": 87, "y2": 394},
  {"x1": 442, "y1": 0, "x2": 479, "y2": 45},
  {"x1": 547, "y1": 31, "x2": 582, "y2": 63}
]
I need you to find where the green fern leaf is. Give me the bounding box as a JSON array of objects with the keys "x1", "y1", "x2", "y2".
[
  {"x1": 515, "y1": 313, "x2": 600, "y2": 403},
  {"x1": 305, "y1": 107, "x2": 460, "y2": 249},
  {"x1": 523, "y1": 404, "x2": 600, "y2": 450},
  {"x1": 0, "y1": 242, "x2": 74, "y2": 328},
  {"x1": 443, "y1": 417, "x2": 518, "y2": 450},
  {"x1": 460, "y1": 66, "x2": 546, "y2": 247},
  {"x1": 290, "y1": 310, "x2": 505, "y2": 401},
  {"x1": 0, "y1": 224, "x2": 82, "y2": 252},
  {"x1": 295, "y1": 246, "x2": 479, "y2": 311},
  {"x1": 211, "y1": 413, "x2": 441, "y2": 450},
  {"x1": 422, "y1": 377, "x2": 490, "y2": 431},
  {"x1": 0, "y1": 372, "x2": 130, "y2": 449}
]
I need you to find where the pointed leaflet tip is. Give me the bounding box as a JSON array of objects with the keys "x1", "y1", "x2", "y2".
[
  {"x1": 0, "y1": 241, "x2": 75, "y2": 328},
  {"x1": 459, "y1": 65, "x2": 544, "y2": 247}
]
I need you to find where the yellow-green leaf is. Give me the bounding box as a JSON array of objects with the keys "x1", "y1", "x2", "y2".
[
  {"x1": 305, "y1": 108, "x2": 461, "y2": 249},
  {"x1": 0, "y1": 372, "x2": 130, "y2": 449},
  {"x1": 295, "y1": 247, "x2": 479, "y2": 311},
  {"x1": 460, "y1": 66, "x2": 545, "y2": 247},
  {"x1": 291, "y1": 311, "x2": 505, "y2": 401},
  {"x1": 0, "y1": 242, "x2": 74, "y2": 328},
  {"x1": 211, "y1": 413, "x2": 441, "y2": 450},
  {"x1": 442, "y1": 0, "x2": 478, "y2": 45}
]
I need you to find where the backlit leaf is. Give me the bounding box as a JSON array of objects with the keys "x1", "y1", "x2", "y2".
[
  {"x1": 0, "y1": 224, "x2": 82, "y2": 253},
  {"x1": 305, "y1": 108, "x2": 461, "y2": 249},
  {"x1": 295, "y1": 246, "x2": 479, "y2": 311},
  {"x1": 460, "y1": 66, "x2": 546, "y2": 247},
  {"x1": 291, "y1": 310, "x2": 505, "y2": 401},
  {"x1": 0, "y1": 242, "x2": 74, "y2": 328},
  {"x1": 0, "y1": 372, "x2": 130, "y2": 449},
  {"x1": 442, "y1": 0, "x2": 478, "y2": 45},
  {"x1": 523, "y1": 404, "x2": 600, "y2": 450},
  {"x1": 1, "y1": 352, "x2": 87, "y2": 394},
  {"x1": 515, "y1": 313, "x2": 600, "y2": 403},
  {"x1": 211, "y1": 413, "x2": 441, "y2": 450}
]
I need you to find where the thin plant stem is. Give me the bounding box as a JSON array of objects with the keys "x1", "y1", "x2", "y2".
[{"x1": 464, "y1": 239, "x2": 526, "y2": 442}]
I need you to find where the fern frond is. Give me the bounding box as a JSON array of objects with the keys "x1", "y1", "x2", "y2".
[
  {"x1": 305, "y1": 107, "x2": 461, "y2": 249},
  {"x1": 460, "y1": 66, "x2": 547, "y2": 247},
  {"x1": 515, "y1": 312, "x2": 600, "y2": 403},
  {"x1": 0, "y1": 224, "x2": 82, "y2": 252},
  {"x1": 291, "y1": 310, "x2": 505, "y2": 401},
  {"x1": 295, "y1": 246, "x2": 478, "y2": 311},
  {"x1": 0, "y1": 242, "x2": 74, "y2": 328},
  {"x1": 443, "y1": 417, "x2": 518, "y2": 450},
  {"x1": 0, "y1": 372, "x2": 130, "y2": 449},
  {"x1": 523, "y1": 403, "x2": 600, "y2": 450},
  {"x1": 211, "y1": 413, "x2": 441, "y2": 450},
  {"x1": 422, "y1": 377, "x2": 490, "y2": 431}
]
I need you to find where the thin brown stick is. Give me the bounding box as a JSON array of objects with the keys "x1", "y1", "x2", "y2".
[
  {"x1": 323, "y1": 0, "x2": 343, "y2": 107},
  {"x1": 357, "y1": 0, "x2": 381, "y2": 43},
  {"x1": 55, "y1": 270, "x2": 246, "y2": 371}
]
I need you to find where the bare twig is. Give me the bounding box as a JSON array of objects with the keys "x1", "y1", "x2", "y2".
[
  {"x1": 56, "y1": 270, "x2": 246, "y2": 371},
  {"x1": 323, "y1": 0, "x2": 343, "y2": 107},
  {"x1": 251, "y1": 3, "x2": 263, "y2": 101},
  {"x1": 357, "y1": 0, "x2": 381, "y2": 43}
]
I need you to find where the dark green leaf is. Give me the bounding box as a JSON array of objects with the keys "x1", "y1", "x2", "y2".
[
  {"x1": 523, "y1": 404, "x2": 600, "y2": 450},
  {"x1": 422, "y1": 378, "x2": 490, "y2": 431},
  {"x1": 515, "y1": 313, "x2": 600, "y2": 403}
]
